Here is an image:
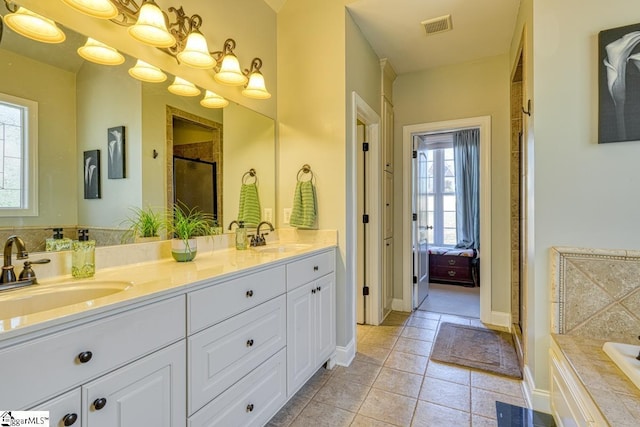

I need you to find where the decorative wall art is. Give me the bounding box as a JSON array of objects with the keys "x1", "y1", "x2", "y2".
[
  {"x1": 599, "y1": 23, "x2": 640, "y2": 143},
  {"x1": 107, "y1": 125, "x2": 126, "y2": 178},
  {"x1": 83, "y1": 150, "x2": 101, "y2": 199}
]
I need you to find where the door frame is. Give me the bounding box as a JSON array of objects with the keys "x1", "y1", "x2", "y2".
[{"x1": 401, "y1": 116, "x2": 492, "y2": 324}]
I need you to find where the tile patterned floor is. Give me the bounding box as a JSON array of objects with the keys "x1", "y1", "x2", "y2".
[{"x1": 267, "y1": 310, "x2": 528, "y2": 427}]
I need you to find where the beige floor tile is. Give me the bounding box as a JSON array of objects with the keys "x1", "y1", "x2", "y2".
[
  {"x1": 359, "y1": 388, "x2": 417, "y2": 426},
  {"x1": 372, "y1": 367, "x2": 423, "y2": 398},
  {"x1": 393, "y1": 337, "x2": 433, "y2": 357},
  {"x1": 333, "y1": 359, "x2": 382, "y2": 386},
  {"x1": 439, "y1": 314, "x2": 472, "y2": 325},
  {"x1": 406, "y1": 316, "x2": 439, "y2": 330},
  {"x1": 419, "y1": 376, "x2": 471, "y2": 412},
  {"x1": 375, "y1": 325, "x2": 405, "y2": 336},
  {"x1": 471, "y1": 371, "x2": 524, "y2": 397},
  {"x1": 412, "y1": 310, "x2": 441, "y2": 320},
  {"x1": 472, "y1": 414, "x2": 497, "y2": 427},
  {"x1": 357, "y1": 324, "x2": 375, "y2": 342},
  {"x1": 296, "y1": 367, "x2": 334, "y2": 400},
  {"x1": 411, "y1": 400, "x2": 471, "y2": 426},
  {"x1": 401, "y1": 326, "x2": 436, "y2": 342},
  {"x1": 350, "y1": 414, "x2": 397, "y2": 427},
  {"x1": 360, "y1": 332, "x2": 399, "y2": 349},
  {"x1": 291, "y1": 401, "x2": 355, "y2": 427},
  {"x1": 425, "y1": 361, "x2": 471, "y2": 385},
  {"x1": 355, "y1": 345, "x2": 392, "y2": 366},
  {"x1": 471, "y1": 387, "x2": 526, "y2": 419},
  {"x1": 313, "y1": 376, "x2": 370, "y2": 412},
  {"x1": 384, "y1": 351, "x2": 428, "y2": 375},
  {"x1": 381, "y1": 312, "x2": 410, "y2": 326},
  {"x1": 266, "y1": 393, "x2": 311, "y2": 427}
]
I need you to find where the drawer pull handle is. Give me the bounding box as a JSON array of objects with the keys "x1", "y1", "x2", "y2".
[
  {"x1": 77, "y1": 351, "x2": 93, "y2": 364},
  {"x1": 448, "y1": 270, "x2": 456, "y2": 277},
  {"x1": 317, "y1": 286, "x2": 321, "y2": 292},
  {"x1": 246, "y1": 403, "x2": 254, "y2": 413},
  {"x1": 246, "y1": 290, "x2": 254, "y2": 298},
  {"x1": 448, "y1": 259, "x2": 456, "y2": 265},
  {"x1": 311, "y1": 288, "x2": 316, "y2": 294},
  {"x1": 63, "y1": 413, "x2": 78, "y2": 426},
  {"x1": 313, "y1": 266, "x2": 319, "y2": 271},
  {"x1": 246, "y1": 339, "x2": 254, "y2": 347},
  {"x1": 93, "y1": 398, "x2": 107, "y2": 410}
]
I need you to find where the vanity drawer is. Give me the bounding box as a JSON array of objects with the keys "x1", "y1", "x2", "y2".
[
  {"x1": 188, "y1": 295, "x2": 286, "y2": 415},
  {"x1": 286, "y1": 250, "x2": 335, "y2": 291},
  {"x1": 188, "y1": 266, "x2": 285, "y2": 334},
  {"x1": 0, "y1": 295, "x2": 185, "y2": 410},
  {"x1": 188, "y1": 348, "x2": 287, "y2": 427}
]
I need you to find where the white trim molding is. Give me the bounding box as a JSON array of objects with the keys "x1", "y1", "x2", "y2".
[{"x1": 335, "y1": 339, "x2": 356, "y2": 367}]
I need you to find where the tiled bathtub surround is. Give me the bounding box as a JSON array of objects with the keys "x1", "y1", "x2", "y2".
[{"x1": 551, "y1": 246, "x2": 640, "y2": 344}]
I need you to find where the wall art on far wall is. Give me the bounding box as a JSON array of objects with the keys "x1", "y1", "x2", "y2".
[
  {"x1": 84, "y1": 149, "x2": 101, "y2": 199},
  {"x1": 108, "y1": 125, "x2": 126, "y2": 178},
  {"x1": 599, "y1": 22, "x2": 640, "y2": 143}
]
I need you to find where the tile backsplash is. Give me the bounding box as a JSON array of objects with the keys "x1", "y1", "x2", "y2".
[{"x1": 551, "y1": 247, "x2": 640, "y2": 344}]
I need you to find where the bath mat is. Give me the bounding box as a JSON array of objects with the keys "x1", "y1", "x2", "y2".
[{"x1": 430, "y1": 322, "x2": 522, "y2": 379}]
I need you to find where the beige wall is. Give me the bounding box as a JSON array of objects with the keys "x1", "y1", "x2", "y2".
[
  {"x1": 0, "y1": 49, "x2": 78, "y2": 227},
  {"x1": 393, "y1": 55, "x2": 511, "y2": 311}
]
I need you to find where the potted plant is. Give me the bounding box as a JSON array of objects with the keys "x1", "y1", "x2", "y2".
[
  {"x1": 121, "y1": 206, "x2": 166, "y2": 243},
  {"x1": 168, "y1": 202, "x2": 216, "y2": 262}
]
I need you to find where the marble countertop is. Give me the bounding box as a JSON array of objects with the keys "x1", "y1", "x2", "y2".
[
  {"x1": 0, "y1": 236, "x2": 336, "y2": 342},
  {"x1": 552, "y1": 334, "x2": 640, "y2": 426}
]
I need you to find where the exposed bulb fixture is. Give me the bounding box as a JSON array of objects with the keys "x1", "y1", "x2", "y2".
[
  {"x1": 59, "y1": 0, "x2": 118, "y2": 19},
  {"x1": 242, "y1": 58, "x2": 271, "y2": 99},
  {"x1": 3, "y1": 6, "x2": 66, "y2": 43},
  {"x1": 177, "y1": 30, "x2": 215, "y2": 69},
  {"x1": 128, "y1": 59, "x2": 167, "y2": 82},
  {"x1": 213, "y1": 39, "x2": 247, "y2": 86},
  {"x1": 77, "y1": 38, "x2": 125, "y2": 65},
  {"x1": 168, "y1": 76, "x2": 200, "y2": 96},
  {"x1": 200, "y1": 90, "x2": 229, "y2": 108},
  {"x1": 128, "y1": 0, "x2": 176, "y2": 48}
]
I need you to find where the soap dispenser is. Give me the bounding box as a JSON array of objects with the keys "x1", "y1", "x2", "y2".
[
  {"x1": 72, "y1": 229, "x2": 95, "y2": 278},
  {"x1": 235, "y1": 221, "x2": 248, "y2": 250},
  {"x1": 45, "y1": 227, "x2": 72, "y2": 252}
]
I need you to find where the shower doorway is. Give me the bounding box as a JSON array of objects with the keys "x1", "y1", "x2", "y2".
[{"x1": 173, "y1": 156, "x2": 217, "y2": 217}]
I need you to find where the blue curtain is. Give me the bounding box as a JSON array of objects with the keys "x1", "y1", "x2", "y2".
[{"x1": 453, "y1": 129, "x2": 480, "y2": 249}]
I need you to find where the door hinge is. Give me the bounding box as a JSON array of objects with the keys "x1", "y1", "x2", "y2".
[
  {"x1": 362, "y1": 214, "x2": 369, "y2": 224},
  {"x1": 363, "y1": 286, "x2": 370, "y2": 296},
  {"x1": 413, "y1": 275, "x2": 417, "y2": 284},
  {"x1": 412, "y1": 150, "x2": 417, "y2": 159},
  {"x1": 412, "y1": 213, "x2": 417, "y2": 221},
  {"x1": 363, "y1": 142, "x2": 369, "y2": 152}
]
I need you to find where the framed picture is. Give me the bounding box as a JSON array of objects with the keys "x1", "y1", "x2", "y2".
[
  {"x1": 83, "y1": 150, "x2": 101, "y2": 199},
  {"x1": 107, "y1": 125, "x2": 126, "y2": 178},
  {"x1": 599, "y1": 23, "x2": 640, "y2": 143}
]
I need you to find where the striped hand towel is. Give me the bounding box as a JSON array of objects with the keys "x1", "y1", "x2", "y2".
[
  {"x1": 290, "y1": 180, "x2": 317, "y2": 229},
  {"x1": 238, "y1": 183, "x2": 261, "y2": 227}
]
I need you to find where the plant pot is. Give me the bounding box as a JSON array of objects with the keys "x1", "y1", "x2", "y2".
[
  {"x1": 171, "y1": 238, "x2": 197, "y2": 262},
  {"x1": 134, "y1": 236, "x2": 161, "y2": 243}
]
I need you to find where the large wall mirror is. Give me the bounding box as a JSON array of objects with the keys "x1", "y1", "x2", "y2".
[{"x1": 0, "y1": 17, "x2": 275, "y2": 252}]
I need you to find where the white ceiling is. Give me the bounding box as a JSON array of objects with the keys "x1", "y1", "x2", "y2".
[{"x1": 264, "y1": 0, "x2": 521, "y2": 75}]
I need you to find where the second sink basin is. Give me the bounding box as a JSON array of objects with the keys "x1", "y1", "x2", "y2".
[
  {"x1": 0, "y1": 280, "x2": 133, "y2": 319},
  {"x1": 252, "y1": 243, "x2": 312, "y2": 254},
  {"x1": 603, "y1": 341, "x2": 640, "y2": 390}
]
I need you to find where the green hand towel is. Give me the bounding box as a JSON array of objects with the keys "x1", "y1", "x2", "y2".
[
  {"x1": 290, "y1": 180, "x2": 317, "y2": 228},
  {"x1": 238, "y1": 183, "x2": 261, "y2": 227}
]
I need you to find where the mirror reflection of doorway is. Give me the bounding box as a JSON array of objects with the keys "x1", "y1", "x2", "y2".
[{"x1": 173, "y1": 157, "x2": 217, "y2": 219}]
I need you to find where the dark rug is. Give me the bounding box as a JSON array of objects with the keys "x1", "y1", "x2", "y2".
[
  {"x1": 430, "y1": 322, "x2": 522, "y2": 379},
  {"x1": 496, "y1": 402, "x2": 557, "y2": 426}
]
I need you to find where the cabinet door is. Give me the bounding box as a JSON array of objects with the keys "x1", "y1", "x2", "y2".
[
  {"x1": 30, "y1": 388, "x2": 81, "y2": 427},
  {"x1": 382, "y1": 98, "x2": 394, "y2": 173},
  {"x1": 384, "y1": 171, "x2": 393, "y2": 239},
  {"x1": 314, "y1": 274, "x2": 336, "y2": 366},
  {"x1": 286, "y1": 283, "x2": 315, "y2": 395},
  {"x1": 83, "y1": 341, "x2": 186, "y2": 427},
  {"x1": 383, "y1": 238, "x2": 394, "y2": 318}
]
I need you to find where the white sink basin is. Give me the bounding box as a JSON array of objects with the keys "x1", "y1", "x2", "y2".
[
  {"x1": 603, "y1": 342, "x2": 640, "y2": 390},
  {"x1": 0, "y1": 280, "x2": 133, "y2": 319},
  {"x1": 252, "y1": 243, "x2": 312, "y2": 254}
]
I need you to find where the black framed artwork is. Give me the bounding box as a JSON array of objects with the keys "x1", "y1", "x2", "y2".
[
  {"x1": 83, "y1": 149, "x2": 101, "y2": 199},
  {"x1": 599, "y1": 23, "x2": 640, "y2": 143},
  {"x1": 107, "y1": 125, "x2": 126, "y2": 178}
]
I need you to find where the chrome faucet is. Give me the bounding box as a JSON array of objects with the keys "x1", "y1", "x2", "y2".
[
  {"x1": 251, "y1": 221, "x2": 274, "y2": 247},
  {"x1": 1, "y1": 235, "x2": 29, "y2": 284}
]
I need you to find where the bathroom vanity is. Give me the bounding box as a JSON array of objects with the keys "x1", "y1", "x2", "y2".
[{"x1": 0, "y1": 239, "x2": 336, "y2": 427}]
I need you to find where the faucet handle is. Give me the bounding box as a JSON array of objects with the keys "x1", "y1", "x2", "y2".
[{"x1": 19, "y1": 258, "x2": 50, "y2": 283}]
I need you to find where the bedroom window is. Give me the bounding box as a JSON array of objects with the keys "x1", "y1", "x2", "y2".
[
  {"x1": 0, "y1": 93, "x2": 38, "y2": 216},
  {"x1": 424, "y1": 135, "x2": 457, "y2": 246}
]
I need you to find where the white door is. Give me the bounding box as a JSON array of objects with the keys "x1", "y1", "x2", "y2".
[
  {"x1": 383, "y1": 237, "x2": 394, "y2": 317},
  {"x1": 413, "y1": 143, "x2": 430, "y2": 309},
  {"x1": 286, "y1": 283, "x2": 315, "y2": 394}
]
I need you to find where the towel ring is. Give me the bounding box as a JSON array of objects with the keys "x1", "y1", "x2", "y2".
[
  {"x1": 296, "y1": 164, "x2": 314, "y2": 182},
  {"x1": 242, "y1": 168, "x2": 258, "y2": 184}
]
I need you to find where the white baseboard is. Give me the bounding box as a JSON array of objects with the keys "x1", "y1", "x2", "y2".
[
  {"x1": 523, "y1": 364, "x2": 551, "y2": 413},
  {"x1": 335, "y1": 339, "x2": 356, "y2": 367},
  {"x1": 391, "y1": 298, "x2": 406, "y2": 312},
  {"x1": 490, "y1": 311, "x2": 512, "y2": 329}
]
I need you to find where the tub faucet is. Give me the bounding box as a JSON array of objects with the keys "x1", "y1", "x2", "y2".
[
  {"x1": 1, "y1": 235, "x2": 29, "y2": 284},
  {"x1": 251, "y1": 221, "x2": 274, "y2": 247}
]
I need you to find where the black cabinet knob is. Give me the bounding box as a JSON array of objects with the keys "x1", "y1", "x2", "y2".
[
  {"x1": 62, "y1": 413, "x2": 78, "y2": 426},
  {"x1": 313, "y1": 266, "x2": 319, "y2": 271},
  {"x1": 77, "y1": 351, "x2": 93, "y2": 363},
  {"x1": 246, "y1": 403, "x2": 254, "y2": 413},
  {"x1": 317, "y1": 286, "x2": 321, "y2": 292},
  {"x1": 93, "y1": 398, "x2": 107, "y2": 410},
  {"x1": 311, "y1": 288, "x2": 316, "y2": 294},
  {"x1": 246, "y1": 290, "x2": 254, "y2": 298},
  {"x1": 246, "y1": 339, "x2": 254, "y2": 347}
]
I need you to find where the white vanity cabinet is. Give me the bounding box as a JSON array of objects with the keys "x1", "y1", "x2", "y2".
[
  {"x1": 286, "y1": 251, "x2": 336, "y2": 395},
  {"x1": 30, "y1": 389, "x2": 82, "y2": 427}
]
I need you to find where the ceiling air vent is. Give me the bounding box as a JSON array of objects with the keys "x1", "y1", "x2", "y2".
[{"x1": 421, "y1": 14, "x2": 453, "y2": 36}]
